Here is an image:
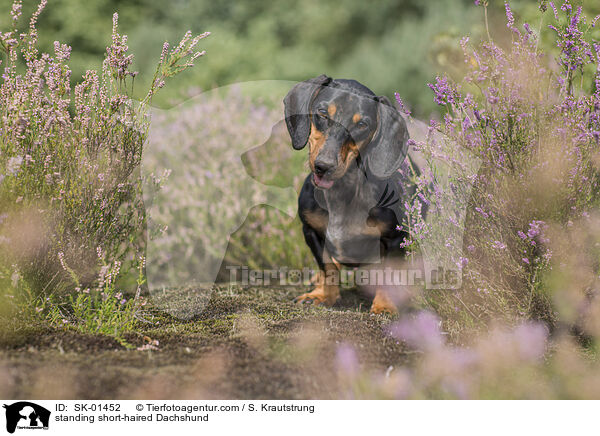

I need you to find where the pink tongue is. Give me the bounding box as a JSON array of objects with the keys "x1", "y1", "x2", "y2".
[{"x1": 314, "y1": 174, "x2": 334, "y2": 189}]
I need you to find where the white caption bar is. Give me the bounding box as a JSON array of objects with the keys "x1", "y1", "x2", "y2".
[{"x1": 0, "y1": 400, "x2": 597, "y2": 435}]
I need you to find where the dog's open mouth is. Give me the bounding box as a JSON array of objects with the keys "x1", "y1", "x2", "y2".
[{"x1": 313, "y1": 173, "x2": 334, "y2": 189}]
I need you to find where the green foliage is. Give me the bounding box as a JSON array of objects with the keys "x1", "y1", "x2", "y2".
[
  {"x1": 0, "y1": 1, "x2": 205, "y2": 341},
  {"x1": 1, "y1": 0, "x2": 482, "y2": 116},
  {"x1": 48, "y1": 255, "x2": 148, "y2": 346}
]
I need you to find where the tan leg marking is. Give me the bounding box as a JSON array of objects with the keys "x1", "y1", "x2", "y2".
[
  {"x1": 296, "y1": 256, "x2": 340, "y2": 307},
  {"x1": 370, "y1": 288, "x2": 398, "y2": 314},
  {"x1": 302, "y1": 210, "x2": 328, "y2": 234}
]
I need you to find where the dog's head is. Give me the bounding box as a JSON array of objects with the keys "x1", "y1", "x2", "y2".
[{"x1": 284, "y1": 74, "x2": 409, "y2": 189}]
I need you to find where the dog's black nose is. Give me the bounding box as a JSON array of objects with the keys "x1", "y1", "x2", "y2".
[{"x1": 314, "y1": 160, "x2": 334, "y2": 176}]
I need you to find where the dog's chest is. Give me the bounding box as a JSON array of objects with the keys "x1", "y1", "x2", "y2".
[{"x1": 320, "y1": 183, "x2": 398, "y2": 263}]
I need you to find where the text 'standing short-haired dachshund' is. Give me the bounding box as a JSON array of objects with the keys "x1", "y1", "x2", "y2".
[{"x1": 284, "y1": 74, "x2": 425, "y2": 314}]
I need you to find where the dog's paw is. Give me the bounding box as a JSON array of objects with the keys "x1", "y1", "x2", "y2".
[
  {"x1": 370, "y1": 292, "x2": 398, "y2": 315},
  {"x1": 294, "y1": 287, "x2": 339, "y2": 307}
]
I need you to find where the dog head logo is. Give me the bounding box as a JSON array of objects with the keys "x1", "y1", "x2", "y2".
[{"x1": 3, "y1": 402, "x2": 50, "y2": 433}]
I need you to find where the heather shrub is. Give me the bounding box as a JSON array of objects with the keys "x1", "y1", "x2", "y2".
[
  {"x1": 0, "y1": 0, "x2": 207, "y2": 332},
  {"x1": 399, "y1": 0, "x2": 600, "y2": 338},
  {"x1": 47, "y1": 251, "x2": 149, "y2": 346}
]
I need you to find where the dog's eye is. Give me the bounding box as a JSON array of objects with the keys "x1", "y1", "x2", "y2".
[
  {"x1": 317, "y1": 108, "x2": 328, "y2": 118},
  {"x1": 357, "y1": 120, "x2": 368, "y2": 129}
]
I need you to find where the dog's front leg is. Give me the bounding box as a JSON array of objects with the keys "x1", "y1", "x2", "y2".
[
  {"x1": 295, "y1": 250, "x2": 340, "y2": 307},
  {"x1": 370, "y1": 288, "x2": 398, "y2": 315},
  {"x1": 357, "y1": 260, "x2": 412, "y2": 315}
]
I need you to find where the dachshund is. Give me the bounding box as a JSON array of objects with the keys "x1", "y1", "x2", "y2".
[{"x1": 283, "y1": 74, "x2": 425, "y2": 314}]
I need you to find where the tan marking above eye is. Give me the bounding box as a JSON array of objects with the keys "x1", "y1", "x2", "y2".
[
  {"x1": 327, "y1": 104, "x2": 337, "y2": 117},
  {"x1": 352, "y1": 113, "x2": 362, "y2": 124}
]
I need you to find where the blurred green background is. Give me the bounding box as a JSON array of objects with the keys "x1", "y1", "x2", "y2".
[
  {"x1": 1, "y1": 0, "x2": 598, "y2": 116},
  {"x1": 0, "y1": 0, "x2": 485, "y2": 117}
]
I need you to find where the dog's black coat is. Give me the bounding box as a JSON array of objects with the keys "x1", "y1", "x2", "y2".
[{"x1": 284, "y1": 75, "x2": 423, "y2": 273}]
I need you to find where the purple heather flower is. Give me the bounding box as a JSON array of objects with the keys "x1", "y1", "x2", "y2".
[
  {"x1": 505, "y1": 3, "x2": 515, "y2": 28},
  {"x1": 336, "y1": 343, "x2": 359, "y2": 375},
  {"x1": 560, "y1": 1, "x2": 571, "y2": 13},
  {"x1": 492, "y1": 240, "x2": 506, "y2": 250},
  {"x1": 475, "y1": 207, "x2": 489, "y2": 218},
  {"x1": 428, "y1": 76, "x2": 460, "y2": 106},
  {"x1": 387, "y1": 311, "x2": 444, "y2": 351},
  {"x1": 53, "y1": 41, "x2": 71, "y2": 61},
  {"x1": 514, "y1": 322, "x2": 548, "y2": 361},
  {"x1": 549, "y1": 1, "x2": 559, "y2": 19},
  {"x1": 549, "y1": 4, "x2": 594, "y2": 78},
  {"x1": 394, "y1": 92, "x2": 411, "y2": 116}
]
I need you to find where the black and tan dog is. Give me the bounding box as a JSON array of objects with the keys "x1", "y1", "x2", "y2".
[{"x1": 284, "y1": 74, "x2": 423, "y2": 314}]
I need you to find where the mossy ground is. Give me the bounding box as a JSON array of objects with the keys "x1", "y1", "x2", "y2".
[{"x1": 0, "y1": 285, "x2": 412, "y2": 399}]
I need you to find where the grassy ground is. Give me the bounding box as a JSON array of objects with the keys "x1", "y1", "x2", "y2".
[{"x1": 0, "y1": 285, "x2": 411, "y2": 399}]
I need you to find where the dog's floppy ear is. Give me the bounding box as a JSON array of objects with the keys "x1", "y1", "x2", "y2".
[
  {"x1": 283, "y1": 74, "x2": 332, "y2": 150},
  {"x1": 366, "y1": 95, "x2": 409, "y2": 179}
]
